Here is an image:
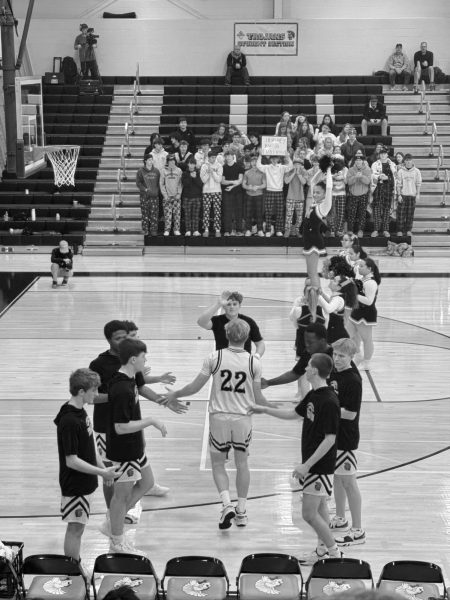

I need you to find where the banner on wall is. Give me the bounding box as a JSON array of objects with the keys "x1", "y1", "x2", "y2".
[
  {"x1": 234, "y1": 22, "x2": 298, "y2": 56},
  {"x1": 261, "y1": 136, "x2": 288, "y2": 156}
]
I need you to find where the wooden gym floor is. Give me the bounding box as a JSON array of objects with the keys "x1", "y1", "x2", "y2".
[{"x1": 0, "y1": 253, "x2": 449, "y2": 583}]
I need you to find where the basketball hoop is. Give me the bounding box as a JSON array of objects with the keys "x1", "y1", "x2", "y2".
[{"x1": 45, "y1": 145, "x2": 80, "y2": 187}]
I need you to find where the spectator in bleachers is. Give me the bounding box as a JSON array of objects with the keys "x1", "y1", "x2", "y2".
[
  {"x1": 247, "y1": 131, "x2": 261, "y2": 153},
  {"x1": 230, "y1": 132, "x2": 245, "y2": 160},
  {"x1": 181, "y1": 157, "x2": 203, "y2": 237},
  {"x1": 396, "y1": 153, "x2": 422, "y2": 236},
  {"x1": 51, "y1": 240, "x2": 74, "y2": 288},
  {"x1": 195, "y1": 138, "x2": 211, "y2": 169},
  {"x1": 346, "y1": 154, "x2": 372, "y2": 238},
  {"x1": 143, "y1": 132, "x2": 162, "y2": 157},
  {"x1": 222, "y1": 150, "x2": 245, "y2": 236},
  {"x1": 167, "y1": 132, "x2": 181, "y2": 155},
  {"x1": 160, "y1": 154, "x2": 183, "y2": 237},
  {"x1": 256, "y1": 150, "x2": 293, "y2": 237},
  {"x1": 330, "y1": 155, "x2": 348, "y2": 237},
  {"x1": 336, "y1": 123, "x2": 352, "y2": 147},
  {"x1": 200, "y1": 151, "x2": 223, "y2": 238},
  {"x1": 394, "y1": 151, "x2": 405, "y2": 169},
  {"x1": 176, "y1": 116, "x2": 197, "y2": 153},
  {"x1": 313, "y1": 124, "x2": 337, "y2": 152},
  {"x1": 361, "y1": 95, "x2": 388, "y2": 137},
  {"x1": 318, "y1": 136, "x2": 335, "y2": 158},
  {"x1": 175, "y1": 139, "x2": 193, "y2": 171},
  {"x1": 229, "y1": 125, "x2": 250, "y2": 146},
  {"x1": 214, "y1": 123, "x2": 229, "y2": 146},
  {"x1": 242, "y1": 153, "x2": 266, "y2": 237},
  {"x1": 284, "y1": 157, "x2": 307, "y2": 238},
  {"x1": 293, "y1": 138, "x2": 314, "y2": 165},
  {"x1": 294, "y1": 113, "x2": 315, "y2": 135},
  {"x1": 413, "y1": 41, "x2": 435, "y2": 93},
  {"x1": 319, "y1": 114, "x2": 337, "y2": 134},
  {"x1": 74, "y1": 24, "x2": 98, "y2": 80},
  {"x1": 240, "y1": 145, "x2": 253, "y2": 171},
  {"x1": 150, "y1": 137, "x2": 168, "y2": 173},
  {"x1": 210, "y1": 134, "x2": 223, "y2": 156},
  {"x1": 367, "y1": 142, "x2": 383, "y2": 166},
  {"x1": 225, "y1": 45, "x2": 250, "y2": 86},
  {"x1": 340, "y1": 128, "x2": 365, "y2": 166},
  {"x1": 136, "y1": 154, "x2": 161, "y2": 236},
  {"x1": 275, "y1": 111, "x2": 296, "y2": 151},
  {"x1": 371, "y1": 145, "x2": 396, "y2": 238},
  {"x1": 386, "y1": 43, "x2": 411, "y2": 90},
  {"x1": 294, "y1": 122, "x2": 315, "y2": 150}
]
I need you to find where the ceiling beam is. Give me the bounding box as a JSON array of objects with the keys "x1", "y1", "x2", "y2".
[
  {"x1": 165, "y1": 0, "x2": 206, "y2": 19},
  {"x1": 80, "y1": 0, "x2": 119, "y2": 19}
]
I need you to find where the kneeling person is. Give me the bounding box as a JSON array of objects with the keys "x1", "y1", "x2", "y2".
[
  {"x1": 166, "y1": 318, "x2": 269, "y2": 529},
  {"x1": 51, "y1": 240, "x2": 73, "y2": 288}
]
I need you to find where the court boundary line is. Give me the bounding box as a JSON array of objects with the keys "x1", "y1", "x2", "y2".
[{"x1": 0, "y1": 275, "x2": 40, "y2": 319}]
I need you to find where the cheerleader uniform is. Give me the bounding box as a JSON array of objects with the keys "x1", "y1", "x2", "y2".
[
  {"x1": 349, "y1": 274, "x2": 378, "y2": 326},
  {"x1": 318, "y1": 294, "x2": 349, "y2": 343},
  {"x1": 302, "y1": 205, "x2": 328, "y2": 256}
]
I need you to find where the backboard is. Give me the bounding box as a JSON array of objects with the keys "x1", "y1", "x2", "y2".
[{"x1": 15, "y1": 76, "x2": 46, "y2": 178}]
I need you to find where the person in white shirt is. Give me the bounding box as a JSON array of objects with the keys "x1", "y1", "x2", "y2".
[
  {"x1": 200, "y1": 151, "x2": 223, "y2": 238},
  {"x1": 256, "y1": 150, "x2": 293, "y2": 237},
  {"x1": 165, "y1": 318, "x2": 270, "y2": 530}
]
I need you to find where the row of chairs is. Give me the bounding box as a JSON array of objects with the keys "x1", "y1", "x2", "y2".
[
  {"x1": 1, "y1": 547, "x2": 447, "y2": 600},
  {"x1": 44, "y1": 85, "x2": 114, "y2": 97},
  {"x1": 45, "y1": 124, "x2": 107, "y2": 135},
  {"x1": 45, "y1": 115, "x2": 109, "y2": 126},
  {"x1": 0, "y1": 233, "x2": 83, "y2": 246},
  {"x1": 102, "y1": 75, "x2": 384, "y2": 86}
]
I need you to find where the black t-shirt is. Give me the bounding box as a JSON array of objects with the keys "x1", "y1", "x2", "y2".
[
  {"x1": 329, "y1": 368, "x2": 362, "y2": 451},
  {"x1": 89, "y1": 350, "x2": 145, "y2": 433},
  {"x1": 106, "y1": 371, "x2": 145, "y2": 462},
  {"x1": 222, "y1": 163, "x2": 245, "y2": 188},
  {"x1": 414, "y1": 50, "x2": 433, "y2": 69},
  {"x1": 211, "y1": 313, "x2": 263, "y2": 354},
  {"x1": 55, "y1": 403, "x2": 98, "y2": 496},
  {"x1": 295, "y1": 386, "x2": 340, "y2": 474}
]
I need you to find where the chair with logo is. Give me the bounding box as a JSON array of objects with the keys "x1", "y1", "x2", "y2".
[
  {"x1": 377, "y1": 561, "x2": 447, "y2": 600},
  {"x1": 92, "y1": 553, "x2": 158, "y2": 600},
  {"x1": 23, "y1": 555, "x2": 88, "y2": 600},
  {"x1": 161, "y1": 556, "x2": 228, "y2": 600},
  {"x1": 306, "y1": 557, "x2": 373, "y2": 599},
  {"x1": 237, "y1": 553, "x2": 303, "y2": 600}
]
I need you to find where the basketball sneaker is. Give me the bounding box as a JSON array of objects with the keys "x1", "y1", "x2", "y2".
[
  {"x1": 329, "y1": 516, "x2": 349, "y2": 531},
  {"x1": 234, "y1": 510, "x2": 248, "y2": 527},
  {"x1": 219, "y1": 504, "x2": 235, "y2": 530},
  {"x1": 124, "y1": 500, "x2": 142, "y2": 524},
  {"x1": 335, "y1": 528, "x2": 366, "y2": 546},
  {"x1": 298, "y1": 548, "x2": 329, "y2": 566},
  {"x1": 145, "y1": 483, "x2": 169, "y2": 496},
  {"x1": 52, "y1": 281, "x2": 58, "y2": 288},
  {"x1": 109, "y1": 539, "x2": 147, "y2": 556}
]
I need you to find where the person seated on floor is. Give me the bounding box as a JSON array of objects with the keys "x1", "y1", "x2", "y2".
[
  {"x1": 341, "y1": 128, "x2": 366, "y2": 166},
  {"x1": 361, "y1": 95, "x2": 388, "y2": 137},
  {"x1": 225, "y1": 45, "x2": 250, "y2": 86},
  {"x1": 413, "y1": 41, "x2": 435, "y2": 93},
  {"x1": 51, "y1": 240, "x2": 73, "y2": 288},
  {"x1": 385, "y1": 43, "x2": 411, "y2": 91},
  {"x1": 176, "y1": 116, "x2": 197, "y2": 153},
  {"x1": 175, "y1": 139, "x2": 193, "y2": 171}
]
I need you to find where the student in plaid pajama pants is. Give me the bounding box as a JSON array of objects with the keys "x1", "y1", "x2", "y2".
[
  {"x1": 371, "y1": 146, "x2": 396, "y2": 238},
  {"x1": 200, "y1": 151, "x2": 223, "y2": 237},
  {"x1": 330, "y1": 156, "x2": 348, "y2": 236},
  {"x1": 160, "y1": 155, "x2": 183, "y2": 236},
  {"x1": 256, "y1": 151, "x2": 293, "y2": 236},
  {"x1": 396, "y1": 153, "x2": 422, "y2": 236},
  {"x1": 135, "y1": 155, "x2": 161, "y2": 236},
  {"x1": 346, "y1": 155, "x2": 372, "y2": 238},
  {"x1": 181, "y1": 158, "x2": 203, "y2": 236},
  {"x1": 284, "y1": 157, "x2": 307, "y2": 237}
]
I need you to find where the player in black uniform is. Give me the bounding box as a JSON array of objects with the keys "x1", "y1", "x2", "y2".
[
  {"x1": 329, "y1": 338, "x2": 365, "y2": 545},
  {"x1": 251, "y1": 353, "x2": 340, "y2": 565},
  {"x1": 107, "y1": 338, "x2": 168, "y2": 556},
  {"x1": 54, "y1": 369, "x2": 117, "y2": 569}
]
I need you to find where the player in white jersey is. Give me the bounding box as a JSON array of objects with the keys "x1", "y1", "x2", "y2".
[{"x1": 166, "y1": 318, "x2": 270, "y2": 529}]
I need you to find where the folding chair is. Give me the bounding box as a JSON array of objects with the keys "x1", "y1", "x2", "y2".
[
  {"x1": 0, "y1": 541, "x2": 25, "y2": 600},
  {"x1": 161, "y1": 556, "x2": 228, "y2": 600},
  {"x1": 377, "y1": 560, "x2": 447, "y2": 600},
  {"x1": 23, "y1": 555, "x2": 88, "y2": 600},
  {"x1": 237, "y1": 553, "x2": 303, "y2": 600},
  {"x1": 92, "y1": 553, "x2": 158, "y2": 600},
  {"x1": 306, "y1": 557, "x2": 373, "y2": 599}
]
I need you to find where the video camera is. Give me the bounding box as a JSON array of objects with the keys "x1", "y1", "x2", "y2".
[{"x1": 86, "y1": 28, "x2": 99, "y2": 46}]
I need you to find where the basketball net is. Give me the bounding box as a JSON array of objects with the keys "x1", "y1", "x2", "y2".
[{"x1": 46, "y1": 146, "x2": 80, "y2": 187}]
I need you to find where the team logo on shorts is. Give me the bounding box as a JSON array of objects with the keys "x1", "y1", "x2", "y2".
[
  {"x1": 43, "y1": 578, "x2": 72, "y2": 595},
  {"x1": 395, "y1": 583, "x2": 425, "y2": 600},
  {"x1": 182, "y1": 580, "x2": 211, "y2": 597},
  {"x1": 75, "y1": 509, "x2": 83, "y2": 518},
  {"x1": 127, "y1": 468, "x2": 134, "y2": 477},
  {"x1": 255, "y1": 576, "x2": 283, "y2": 595},
  {"x1": 344, "y1": 462, "x2": 351, "y2": 471},
  {"x1": 315, "y1": 481, "x2": 321, "y2": 491},
  {"x1": 322, "y1": 581, "x2": 351, "y2": 595},
  {"x1": 114, "y1": 577, "x2": 143, "y2": 589}
]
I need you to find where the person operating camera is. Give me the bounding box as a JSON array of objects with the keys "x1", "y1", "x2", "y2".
[{"x1": 74, "y1": 23, "x2": 99, "y2": 79}]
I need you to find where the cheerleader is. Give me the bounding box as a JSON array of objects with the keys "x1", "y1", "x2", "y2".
[
  {"x1": 346, "y1": 257, "x2": 381, "y2": 370},
  {"x1": 338, "y1": 233, "x2": 358, "y2": 258},
  {"x1": 303, "y1": 158, "x2": 333, "y2": 297},
  {"x1": 318, "y1": 275, "x2": 358, "y2": 343}
]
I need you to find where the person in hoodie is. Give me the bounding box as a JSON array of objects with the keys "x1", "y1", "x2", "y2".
[
  {"x1": 182, "y1": 157, "x2": 203, "y2": 237},
  {"x1": 386, "y1": 43, "x2": 411, "y2": 91},
  {"x1": 256, "y1": 149, "x2": 293, "y2": 237},
  {"x1": 370, "y1": 145, "x2": 396, "y2": 238},
  {"x1": 176, "y1": 116, "x2": 197, "y2": 154},
  {"x1": 396, "y1": 153, "x2": 422, "y2": 236},
  {"x1": 329, "y1": 154, "x2": 348, "y2": 237},
  {"x1": 160, "y1": 154, "x2": 183, "y2": 236},
  {"x1": 200, "y1": 150, "x2": 223, "y2": 237},
  {"x1": 150, "y1": 138, "x2": 168, "y2": 174},
  {"x1": 55, "y1": 368, "x2": 117, "y2": 567},
  {"x1": 136, "y1": 154, "x2": 160, "y2": 236},
  {"x1": 175, "y1": 139, "x2": 192, "y2": 171},
  {"x1": 346, "y1": 154, "x2": 372, "y2": 238}
]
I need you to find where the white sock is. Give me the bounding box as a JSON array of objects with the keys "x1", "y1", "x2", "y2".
[
  {"x1": 110, "y1": 534, "x2": 123, "y2": 545},
  {"x1": 327, "y1": 543, "x2": 339, "y2": 557},
  {"x1": 237, "y1": 498, "x2": 247, "y2": 513},
  {"x1": 219, "y1": 491, "x2": 231, "y2": 507}
]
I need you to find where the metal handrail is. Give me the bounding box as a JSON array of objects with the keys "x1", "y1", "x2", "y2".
[
  {"x1": 120, "y1": 144, "x2": 128, "y2": 181},
  {"x1": 423, "y1": 102, "x2": 431, "y2": 135},
  {"x1": 129, "y1": 101, "x2": 135, "y2": 135},
  {"x1": 441, "y1": 169, "x2": 449, "y2": 207},
  {"x1": 434, "y1": 145, "x2": 444, "y2": 181},
  {"x1": 418, "y1": 79, "x2": 427, "y2": 114},
  {"x1": 429, "y1": 122, "x2": 437, "y2": 156},
  {"x1": 111, "y1": 194, "x2": 118, "y2": 232},
  {"x1": 133, "y1": 81, "x2": 139, "y2": 114},
  {"x1": 116, "y1": 169, "x2": 123, "y2": 207},
  {"x1": 124, "y1": 122, "x2": 132, "y2": 157},
  {"x1": 135, "y1": 62, "x2": 142, "y2": 95}
]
